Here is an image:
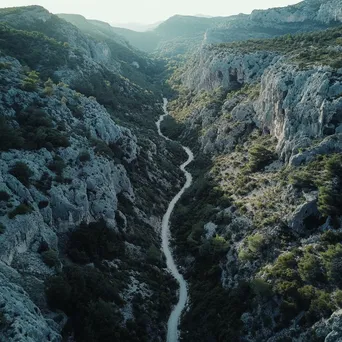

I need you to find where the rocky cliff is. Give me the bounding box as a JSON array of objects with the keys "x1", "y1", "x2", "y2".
[
  {"x1": 165, "y1": 23, "x2": 342, "y2": 342},
  {"x1": 0, "y1": 7, "x2": 184, "y2": 342}
]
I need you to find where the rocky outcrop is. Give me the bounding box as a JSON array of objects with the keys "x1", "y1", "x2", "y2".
[
  {"x1": 180, "y1": 39, "x2": 342, "y2": 160},
  {"x1": 182, "y1": 48, "x2": 279, "y2": 92},
  {"x1": 254, "y1": 62, "x2": 342, "y2": 160}
]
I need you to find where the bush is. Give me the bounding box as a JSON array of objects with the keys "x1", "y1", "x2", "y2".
[
  {"x1": 247, "y1": 144, "x2": 275, "y2": 172},
  {"x1": 45, "y1": 264, "x2": 128, "y2": 341},
  {"x1": 147, "y1": 245, "x2": 162, "y2": 265},
  {"x1": 290, "y1": 170, "x2": 316, "y2": 190},
  {"x1": 250, "y1": 278, "x2": 272, "y2": 297},
  {"x1": 91, "y1": 139, "x2": 114, "y2": 158},
  {"x1": 9, "y1": 162, "x2": 33, "y2": 186},
  {"x1": 16, "y1": 107, "x2": 69, "y2": 150},
  {"x1": 247, "y1": 233, "x2": 264, "y2": 253},
  {"x1": 45, "y1": 275, "x2": 72, "y2": 310},
  {"x1": 78, "y1": 150, "x2": 91, "y2": 162},
  {"x1": 0, "y1": 223, "x2": 5, "y2": 234},
  {"x1": 67, "y1": 220, "x2": 125, "y2": 264},
  {"x1": 22, "y1": 70, "x2": 40, "y2": 91},
  {"x1": 48, "y1": 156, "x2": 66, "y2": 176},
  {"x1": 35, "y1": 172, "x2": 52, "y2": 193},
  {"x1": 43, "y1": 78, "x2": 54, "y2": 96},
  {"x1": 307, "y1": 291, "x2": 334, "y2": 323},
  {"x1": 318, "y1": 154, "x2": 342, "y2": 217},
  {"x1": 322, "y1": 244, "x2": 342, "y2": 286},
  {"x1": 0, "y1": 311, "x2": 8, "y2": 329},
  {"x1": 41, "y1": 249, "x2": 59, "y2": 268},
  {"x1": 8, "y1": 203, "x2": 33, "y2": 219},
  {"x1": 298, "y1": 251, "x2": 325, "y2": 283},
  {"x1": 0, "y1": 117, "x2": 24, "y2": 151},
  {"x1": 0, "y1": 191, "x2": 10, "y2": 202}
]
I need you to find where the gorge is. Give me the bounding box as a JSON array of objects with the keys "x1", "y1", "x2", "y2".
[
  {"x1": 157, "y1": 99, "x2": 194, "y2": 342},
  {"x1": 1, "y1": 1, "x2": 342, "y2": 341}
]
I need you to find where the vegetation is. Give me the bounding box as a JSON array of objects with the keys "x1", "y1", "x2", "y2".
[
  {"x1": 0, "y1": 191, "x2": 10, "y2": 202},
  {"x1": 22, "y1": 70, "x2": 40, "y2": 91},
  {"x1": 245, "y1": 144, "x2": 275, "y2": 172},
  {"x1": 9, "y1": 162, "x2": 33, "y2": 187},
  {"x1": 67, "y1": 220, "x2": 125, "y2": 264},
  {"x1": 41, "y1": 249, "x2": 59, "y2": 268},
  {"x1": 0, "y1": 223, "x2": 6, "y2": 234},
  {"x1": 213, "y1": 26, "x2": 342, "y2": 68},
  {"x1": 16, "y1": 107, "x2": 70, "y2": 150},
  {"x1": 0, "y1": 23, "x2": 70, "y2": 79},
  {"x1": 78, "y1": 150, "x2": 91, "y2": 163},
  {"x1": 8, "y1": 203, "x2": 33, "y2": 219}
]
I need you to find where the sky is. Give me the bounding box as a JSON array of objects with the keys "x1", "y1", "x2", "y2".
[{"x1": 1, "y1": 0, "x2": 301, "y2": 25}]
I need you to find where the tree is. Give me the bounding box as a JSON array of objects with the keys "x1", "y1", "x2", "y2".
[
  {"x1": 9, "y1": 162, "x2": 33, "y2": 186},
  {"x1": 43, "y1": 78, "x2": 54, "y2": 96},
  {"x1": 22, "y1": 70, "x2": 40, "y2": 91}
]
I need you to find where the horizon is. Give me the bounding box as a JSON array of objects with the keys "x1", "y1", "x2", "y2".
[{"x1": 1, "y1": 0, "x2": 301, "y2": 26}]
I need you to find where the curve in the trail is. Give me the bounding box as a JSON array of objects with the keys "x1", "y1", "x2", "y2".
[{"x1": 156, "y1": 98, "x2": 194, "y2": 342}]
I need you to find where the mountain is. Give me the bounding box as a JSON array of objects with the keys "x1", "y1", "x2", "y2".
[
  {"x1": 110, "y1": 21, "x2": 162, "y2": 32},
  {"x1": 108, "y1": 0, "x2": 342, "y2": 56},
  {"x1": 163, "y1": 21, "x2": 342, "y2": 342},
  {"x1": 0, "y1": 5, "x2": 184, "y2": 342}
]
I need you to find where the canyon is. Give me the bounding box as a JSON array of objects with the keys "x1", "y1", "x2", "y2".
[{"x1": 0, "y1": 0, "x2": 342, "y2": 341}]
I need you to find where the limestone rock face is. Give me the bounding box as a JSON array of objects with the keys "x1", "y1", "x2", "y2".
[
  {"x1": 306, "y1": 309, "x2": 342, "y2": 342},
  {"x1": 254, "y1": 62, "x2": 342, "y2": 160},
  {"x1": 0, "y1": 56, "x2": 139, "y2": 341},
  {"x1": 182, "y1": 48, "x2": 279, "y2": 92},
  {"x1": 181, "y1": 46, "x2": 342, "y2": 161},
  {"x1": 0, "y1": 266, "x2": 61, "y2": 342}
]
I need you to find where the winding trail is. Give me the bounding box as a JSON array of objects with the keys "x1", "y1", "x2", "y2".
[{"x1": 156, "y1": 98, "x2": 194, "y2": 342}]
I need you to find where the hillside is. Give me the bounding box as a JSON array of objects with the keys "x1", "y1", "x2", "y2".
[
  {"x1": 162, "y1": 23, "x2": 342, "y2": 341},
  {"x1": 0, "y1": 6, "x2": 185, "y2": 342},
  {"x1": 1, "y1": 1, "x2": 342, "y2": 342},
  {"x1": 106, "y1": 0, "x2": 342, "y2": 56}
]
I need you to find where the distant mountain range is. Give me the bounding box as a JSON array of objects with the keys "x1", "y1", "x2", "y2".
[{"x1": 59, "y1": 0, "x2": 342, "y2": 56}]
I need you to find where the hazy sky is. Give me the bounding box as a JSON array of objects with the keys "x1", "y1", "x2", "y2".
[{"x1": 1, "y1": 0, "x2": 300, "y2": 24}]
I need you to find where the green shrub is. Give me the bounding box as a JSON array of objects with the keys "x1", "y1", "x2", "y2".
[
  {"x1": 41, "y1": 249, "x2": 59, "y2": 268},
  {"x1": 246, "y1": 144, "x2": 275, "y2": 172},
  {"x1": 78, "y1": 150, "x2": 91, "y2": 162},
  {"x1": 318, "y1": 154, "x2": 342, "y2": 217},
  {"x1": 322, "y1": 244, "x2": 342, "y2": 286},
  {"x1": 91, "y1": 139, "x2": 114, "y2": 158},
  {"x1": 0, "y1": 191, "x2": 10, "y2": 202},
  {"x1": 48, "y1": 156, "x2": 66, "y2": 176},
  {"x1": 307, "y1": 291, "x2": 334, "y2": 323},
  {"x1": 250, "y1": 278, "x2": 272, "y2": 297},
  {"x1": 290, "y1": 170, "x2": 316, "y2": 190},
  {"x1": 0, "y1": 310, "x2": 8, "y2": 329},
  {"x1": 43, "y1": 78, "x2": 54, "y2": 96},
  {"x1": 45, "y1": 275, "x2": 72, "y2": 310},
  {"x1": 8, "y1": 203, "x2": 33, "y2": 219},
  {"x1": 298, "y1": 251, "x2": 325, "y2": 283},
  {"x1": 0, "y1": 117, "x2": 24, "y2": 151},
  {"x1": 0, "y1": 223, "x2": 5, "y2": 234},
  {"x1": 45, "y1": 264, "x2": 128, "y2": 341},
  {"x1": 22, "y1": 70, "x2": 40, "y2": 91},
  {"x1": 67, "y1": 220, "x2": 125, "y2": 264},
  {"x1": 147, "y1": 244, "x2": 162, "y2": 265},
  {"x1": 332, "y1": 290, "x2": 342, "y2": 308},
  {"x1": 16, "y1": 107, "x2": 70, "y2": 150},
  {"x1": 9, "y1": 162, "x2": 33, "y2": 186},
  {"x1": 0, "y1": 62, "x2": 11, "y2": 70}
]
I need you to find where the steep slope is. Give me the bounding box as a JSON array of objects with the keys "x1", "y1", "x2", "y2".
[
  {"x1": 163, "y1": 25, "x2": 342, "y2": 341},
  {"x1": 0, "y1": 6, "x2": 185, "y2": 342}
]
